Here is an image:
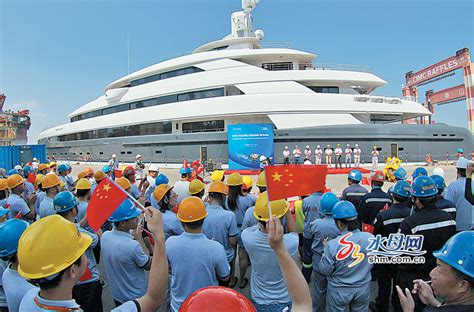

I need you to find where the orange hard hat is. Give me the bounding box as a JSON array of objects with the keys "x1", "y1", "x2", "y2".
[
  {"x1": 7, "y1": 174, "x2": 25, "y2": 189},
  {"x1": 77, "y1": 172, "x2": 87, "y2": 179},
  {"x1": 371, "y1": 170, "x2": 385, "y2": 183},
  {"x1": 94, "y1": 171, "x2": 106, "y2": 182},
  {"x1": 41, "y1": 175, "x2": 63, "y2": 189},
  {"x1": 177, "y1": 196, "x2": 208, "y2": 223},
  {"x1": 153, "y1": 184, "x2": 173, "y2": 203},
  {"x1": 208, "y1": 181, "x2": 227, "y2": 195},
  {"x1": 38, "y1": 164, "x2": 50, "y2": 171},
  {"x1": 84, "y1": 168, "x2": 94, "y2": 177},
  {"x1": 115, "y1": 177, "x2": 132, "y2": 190},
  {"x1": 0, "y1": 178, "x2": 8, "y2": 191},
  {"x1": 180, "y1": 286, "x2": 256, "y2": 312}
]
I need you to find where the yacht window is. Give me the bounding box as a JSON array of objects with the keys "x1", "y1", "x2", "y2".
[
  {"x1": 155, "y1": 150, "x2": 162, "y2": 154},
  {"x1": 102, "y1": 104, "x2": 129, "y2": 115},
  {"x1": 182, "y1": 120, "x2": 225, "y2": 133},
  {"x1": 308, "y1": 86, "x2": 339, "y2": 94},
  {"x1": 130, "y1": 66, "x2": 203, "y2": 87},
  {"x1": 262, "y1": 62, "x2": 293, "y2": 71}
]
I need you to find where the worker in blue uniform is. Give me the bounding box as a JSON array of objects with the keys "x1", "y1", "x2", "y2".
[
  {"x1": 372, "y1": 180, "x2": 412, "y2": 312},
  {"x1": 358, "y1": 170, "x2": 392, "y2": 229},
  {"x1": 305, "y1": 192, "x2": 341, "y2": 311},
  {"x1": 342, "y1": 170, "x2": 368, "y2": 208},
  {"x1": 319, "y1": 200, "x2": 374, "y2": 312},
  {"x1": 431, "y1": 174, "x2": 457, "y2": 219}
]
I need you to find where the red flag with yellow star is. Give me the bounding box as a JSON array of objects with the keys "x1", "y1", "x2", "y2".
[
  {"x1": 87, "y1": 177, "x2": 129, "y2": 231},
  {"x1": 264, "y1": 165, "x2": 327, "y2": 201}
]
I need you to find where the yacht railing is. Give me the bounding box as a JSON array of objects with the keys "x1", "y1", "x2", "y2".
[
  {"x1": 299, "y1": 63, "x2": 372, "y2": 73},
  {"x1": 259, "y1": 42, "x2": 293, "y2": 49},
  {"x1": 353, "y1": 95, "x2": 402, "y2": 104}
]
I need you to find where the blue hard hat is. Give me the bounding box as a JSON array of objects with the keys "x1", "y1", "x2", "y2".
[
  {"x1": 348, "y1": 170, "x2": 362, "y2": 182},
  {"x1": 155, "y1": 173, "x2": 170, "y2": 186},
  {"x1": 22, "y1": 166, "x2": 33, "y2": 174},
  {"x1": 433, "y1": 231, "x2": 474, "y2": 278},
  {"x1": 457, "y1": 148, "x2": 464, "y2": 154},
  {"x1": 53, "y1": 191, "x2": 79, "y2": 213},
  {"x1": 430, "y1": 174, "x2": 446, "y2": 190},
  {"x1": 0, "y1": 219, "x2": 29, "y2": 257},
  {"x1": 392, "y1": 180, "x2": 411, "y2": 198},
  {"x1": 108, "y1": 199, "x2": 141, "y2": 222},
  {"x1": 8, "y1": 169, "x2": 18, "y2": 176},
  {"x1": 102, "y1": 165, "x2": 112, "y2": 173},
  {"x1": 332, "y1": 200, "x2": 358, "y2": 220},
  {"x1": 179, "y1": 167, "x2": 192, "y2": 175},
  {"x1": 65, "y1": 164, "x2": 72, "y2": 170},
  {"x1": 57, "y1": 164, "x2": 68, "y2": 173},
  {"x1": 394, "y1": 167, "x2": 408, "y2": 180},
  {"x1": 411, "y1": 167, "x2": 428, "y2": 179},
  {"x1": 411, "y1": 176, "x2": 438, "y2": 197},
  {"x1": 320, "y1": 192, "x2": 340, "y2": 215}
]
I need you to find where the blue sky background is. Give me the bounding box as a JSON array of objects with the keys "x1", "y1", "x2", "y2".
[{"x1": 1, "y1": 0, "x2": 473, "y2": 143}]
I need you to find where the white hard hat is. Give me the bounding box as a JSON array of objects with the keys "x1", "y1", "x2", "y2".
[
  {"x1": 456, "y1": 157, "x2": 470, "y2": 169},
  {"x1": 306, "y1": 145, "x2": 310, "y2": 149},
  {"x1": 355, "y1": 144, "x2": 359, "y2": 147},
  {"x1": 259, "y1": 155, "x2": 267, "y2": 162},
  {"x1": 347, "y1": 144, "x2": 350, "y2": 147},
  {"x1": 14, "y1": 165, "x2": 22, "y2": 171},
  {"x1": 326, "y1": 145, "x2": 330, "y2": 147},
  {"x1": 304, "y1": 160, "x2": 312, "y2": 165},
  {"x1": 432, "y1": 167, "x2": 445, "y2": 178},
  {"x1": 33, "y1": 157, "x2": 38, "y2": 161},
  {"x1": 284, "y1": 146, "x2": 288, "y2": 149},
  {"x1": 317, "y1": 145, "x2": 320, "y2": 148},
  {"x1": 112, "y1": 154, "x2": 117, "y2": 158},
  {"x1": 148, "y1": 164, "x2": 159, "y2": 172},
  {"x1": 136, "y1": 154, "x2": 142, "y2": 159}
]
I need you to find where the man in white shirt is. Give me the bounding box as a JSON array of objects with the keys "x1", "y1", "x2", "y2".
[
  {"x1": 353, "y1": 144, "x2": 362, "y2": 167},
  {"x1": 325, "y1": 145, "x2": 333, "y2": 168},
  {"x1": 334, "y1": 144, "x2": 343, "y2": 169},
  {"x1": 315, "y1": 145, "x2": 323, "y2": 165},
  {"x1": 345, "y1": 144, "x2": 352, "y2": 168},
  {"x1": 292, "y1": 146, "x2": 302, "y2": 164},
  {"x1": 304, "y1": 145, "x2": 312, "y2": 162},
  {"x1": 282, "y1": 146, "x2": 290, "y2": 164}
]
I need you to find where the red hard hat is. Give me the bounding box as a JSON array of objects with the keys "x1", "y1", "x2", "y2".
[
  {"x1": 179, "y1": 286, "x2": 255, "y2": 312},
  {"x1": 122, "y1": 166, "x2": 135, "y2": 176},
  {"x1": 371, "y1": 170, "x2": 385, "y2": 182}
]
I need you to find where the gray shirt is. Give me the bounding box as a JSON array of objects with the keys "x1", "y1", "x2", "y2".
[{"x1": 446, "y1": 177, "x2": 474, "y2": 230}]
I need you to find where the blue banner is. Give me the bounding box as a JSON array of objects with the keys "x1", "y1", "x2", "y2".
[{"x1": 228, "y1": 124, "x2": 274, "y2": 170}]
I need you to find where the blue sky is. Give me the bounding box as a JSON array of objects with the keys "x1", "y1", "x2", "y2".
[{"x1": 1, "y1": 0, "x2": 473, "y2": 143}]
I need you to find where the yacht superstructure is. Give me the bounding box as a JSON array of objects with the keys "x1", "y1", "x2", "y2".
[{"x1": 38, "y1": 1, "x2": 471, "y2": 163}]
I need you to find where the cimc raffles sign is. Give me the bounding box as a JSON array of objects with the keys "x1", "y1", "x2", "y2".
[{"x1": 228, "y1": 124, "x2": 274, "y2": 170}]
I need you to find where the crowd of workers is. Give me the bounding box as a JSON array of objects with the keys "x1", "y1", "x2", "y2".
[
  {"x1": 283, "y1": 145, "x2": 382, "y2": 171},
  {"x1": 0, "y1": 152, "x2": 472, "y2": 312}
]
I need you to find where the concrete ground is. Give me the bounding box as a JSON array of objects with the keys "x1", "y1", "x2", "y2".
[{"x1": 64, "y1": 162, "x2": 458, "y2": 311}]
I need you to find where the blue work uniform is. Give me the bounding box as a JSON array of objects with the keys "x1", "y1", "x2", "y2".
[
  {"x1": 22, "y1": 182, "x2": 35, "y2": 202},
  {"x1": 91, "y1": 182, "x2": 97, "y2": 195},
  {"x1": 202, "y1": 204, "x2": 239, "y2": 262},
  {"x1": 145, "y1": 184, "x2": 155, "y2": 204},
  {"x1": 59, "y1": 176, "x2": 69, "y2": 191},
  {"x1": 302, "y1": 192, "x2": 323, "y2": 270},
  {"x1": 76, "y1": 201, "x2": 88, "y2": 224},
  {"x1": 0, "y1": 261, "x2": 7, "y2": 310},
  {"x1": 166, "y1": 232, "x2": 230, "y2": 312},
  {"x1": 372, "y1": 203, "x2": 411, "y2": 312},
  {"x1": 241, "y1": 206, "x2": 258, "y2": 231},
  {"x1": 241, "y1": 226, "x2": 298, "y2": 309},
  {"x1": 319, "y1": 229, "x2": 374, "y2": 312},
  {"x1": 358, "y1": 187, "x2": 392, "y2": 226},
  {"x1": 7, "y1": 193, "x2": 32, "y2": 221},
  {"x1": 38, "y1": 196, "x2": 55, "y2": 219},
  {"x1": 0, "y1": 198, "x2": 7, "y2": 209},
  {"x1": 101, "y1": 229, "x2": 150, "y2": 304},
  {"x1": 162, "y1": 210, "x2": 184, "y2": 240},
  {"x1": 342, "y1": 184, "x2": 368, "y2": 208},
  {"x1": 34, "y1": 191, "x2": 46, "y2": 215},
  {"x1": 307, "y1": 216, "x2": 341, "y2": 311},
  {"x1": 2, "y1": 263, "x2": 37, "y2": 311},
  {"x1": 130, "y1": 183, "x2": 140, "y2": 199},
  {"x1": 445, "y1": 177, "x2": 474, "y2": 231},
  {"x1": 75, "y1": 224, "x2": 99, "y2": 285},
  {"x1": 435, "y1": 196, "x2": 457, "y2": 219},
  {"x1": 20, "y1": 288, "x2": 82, "y2": 311},
  {"x1": 66, "y1": 175, "x2": 75, "y2": 190}
]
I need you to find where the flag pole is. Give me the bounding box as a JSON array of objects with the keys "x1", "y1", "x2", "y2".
[
  {"x1": 103, "y1": 177, "x2": 147, "y2": 211},
  {"x1": 263, "y1": 167, "x2": 273, "y2": 220}
]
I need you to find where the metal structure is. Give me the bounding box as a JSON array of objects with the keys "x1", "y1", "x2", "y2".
[
  {"x1": 0, "y1": 94, "x2": 31, "y2": 146},
  {"x1": 402, "y1": 48, "x2": 474, "y2": 132}
]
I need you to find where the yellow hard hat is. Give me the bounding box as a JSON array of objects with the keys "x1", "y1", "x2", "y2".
[
  {"x1": 177, "y1": 196, "x2": 208, "y2": 223},
  {"x1": 34, "y1": 174, "x2": 45, "y2": 187},
  {"x1": 76, "y1": 178, "x2": 91, "y2": 190},
  {"x1": 226, "y1": 173, "x2": 243, "y2": 186},
  {"x1": 17, "y1": 215, "x2": 92, "y2": 280},
  {"x1": 77, "y1": 172, "x2": 87, "y2": 179},
  {"x1": 242, "y1": 176, "x2": 253, "y2": 189},
  {"x1": 211, "y1": 170, "x2": 225, "y2": 182},
  {"x1": 189, "y1": 179, "x2": 205, "y2": 195},
  {"x1": 7, "y1": 174, "x2": 25, "y2": 189},
  {"x1": 115, "y1": 177, "x2": 132, "y2": 190},
  {"x1": 49, "y1": 161, "x2": 57, "y2": 166},
  {"x1": 0, "y1": 178, "x2": 8, "y2": 191},
  {"x1": 153, "y1": 184, "x2": 173, "y2": 203},
  {"x1": 256, "y1": 171, "x2": 266, "y2": 187},
  {"x1": 208, "y1": 181, "x2": 227, "y2": 195},
  {"x1": 41, "y1": 175, "x2": 63, "y2": 189},
  {"x1": 94, "y1": 171, "x2": 106, "y2": 182},
  {"x1": 38, "y1": 164, "x2": 49, "y2": 171},
  {"x1": 253, "y1": 192, "x2": 289, "y2": 222},
  {"x1": 373, "y1": 146, "x2": 377, "y2": 149}
]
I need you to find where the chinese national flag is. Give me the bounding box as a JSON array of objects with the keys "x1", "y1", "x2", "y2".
[
  {"x1": 87, "y1": 177, "x2": 129, "y2": 231},
  {"x1": 27, "y1": 172, "x2": 36, "y2": 185},
  {"x1": 264, "y1": 165, "x2": 327, "y2": 201}
]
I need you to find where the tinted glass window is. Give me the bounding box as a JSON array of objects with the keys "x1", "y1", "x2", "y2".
[{"x1": 182, "y1": 120, "x2": 224, "y2": 133}]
